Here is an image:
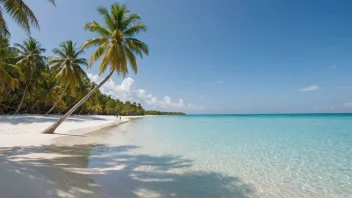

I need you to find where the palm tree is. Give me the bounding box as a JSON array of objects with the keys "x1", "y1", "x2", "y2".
[
  {"x1": 14, "y1": 37, "x2": 46, "y2": 114},
  {"x1": 42, "y1": 3, "x2": 149, "y2": 134},
  {"x1": 45, "y1": 40, "x2": 88, "y2": 115},
  {"x1": 87, "y1": 102, "x2": 102, "y2": 114},
  {"x1": 0, "y1": 36, "x2": 22, "y2": 92},
  {"x1": 38, "y1": 72, "x2": 64, "y2": 113},
  {"x1": 0, "y1": 0, "x2": 56, "y2": 37},
  {"x1": 104, "y1": 99, "x2": 115, "y2": 115},
  {"x1": 60, "y1": 78, "x2": 92, "y2": 113}
]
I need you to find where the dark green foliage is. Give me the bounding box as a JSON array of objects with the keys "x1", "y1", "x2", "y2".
[
  {"x1": 0, "y1": 36, "x2": 184, "y2": 117},
  {"x1": 0, "y1": 65, "x2": 146, "y2": 116},
  {"x1": 0, "y1": 37, "x2": 144, "y2": 115},
  {"x1": 145, "y1": 110, "x2": 186, "y2": 115}
]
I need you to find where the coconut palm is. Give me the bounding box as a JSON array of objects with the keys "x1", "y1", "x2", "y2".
[
  {"x1": 0, "y1": 36, "x2": 22, "y2": 92},
  {"x1": 0, "y1": 0, "x2": 56, "y2": 37},
  {"x1": 45, "y1": 40, "x2": 88, "y2": 115},
  {"x1": 42, "y1": 3, "x2": 149, "y2": 134},
  {"x1": 60, "y1": 78, "x2": 92, "y2": 113},
  {"x1": 36, "y1": 72, "x2": 64, "y2": 113},
  {"x1": 14, "y1": 37, "x2": 46, "y2": 114},
  {"x1": 87, "y1": 102, "x2": 102, "y2": 114},
  {"x1": 104, "y1": 99, "x2": 116, "y2": 115}
]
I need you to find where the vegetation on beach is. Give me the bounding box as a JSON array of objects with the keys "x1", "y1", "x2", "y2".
[
  {"x1": 0, "y1": 2, "x2": 185, "y2": 131},
  {"x1": 145, "y1": 110, "x2": 186, "y2": 115}
]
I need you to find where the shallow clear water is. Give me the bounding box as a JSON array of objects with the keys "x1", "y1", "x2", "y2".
[{"x1": 88, "y1": 114, "x2": 352, "y2": 198}]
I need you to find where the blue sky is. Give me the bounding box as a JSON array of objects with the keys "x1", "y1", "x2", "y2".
[{"x1": 6, "y1": 0, "x2": 352, "y2": 113}]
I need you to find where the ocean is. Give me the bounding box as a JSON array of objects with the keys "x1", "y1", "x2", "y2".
[{"x1": 87, "y1": 114, "x2": 352, "y2": 198}]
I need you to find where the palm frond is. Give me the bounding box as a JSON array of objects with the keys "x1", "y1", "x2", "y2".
[
  {"x1": 121, "y1": 13, "x2": 141, "y2": 30},
  {"x1": 81, "y1": 37, "x2": 108, "y2": 50},
  {"x1": 123, "y1": 23, "x2": 147, "y2": 37},
  {"x1": 83, "y1": 21, "x2": 111, "y2": 37},
  {"x1": 0, "y1": 9, "x2": 10, "y2": 37},
  {"x1": 3, "y1": 0, "x2": 39, "y2": 34},
  {"x1": 125, "y1": 38, "x2": 149, "y2": 55},
  {"x1": 124, "y1": 46, "x2": 137, "y2": 74},
  {"x1": 97, "y1": 7, "x2": 114, "y2": 31},
  {"x1": 89, "y1": 42, "x2": 108, "y2": 66},
  {"x1": 49, "y1": 40, "x2": 88, "y2": 90},
  {"x1": 52, "y1": 48, "x2": 66, "y2": 58},
  {"x1": 46, "y1": 0, "x2": 56, "y2": 6},
  {"x1": 83, "y1": 3, "x2": 148, "y2": 78}
]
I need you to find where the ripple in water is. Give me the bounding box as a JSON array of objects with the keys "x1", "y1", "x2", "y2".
[{"x1": 88, "y1": 115, "x2": 352, "y2": 198}]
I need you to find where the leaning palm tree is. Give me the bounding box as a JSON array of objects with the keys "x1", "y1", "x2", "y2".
[
  {"x1": 0, "y1": 0, "x2": 56, "y2": 37},
  {"x1": 14, "y1": 37, "x2": 46, "y2": 114},
  {"x1": 42, "y1": 3, "x2": 149, "y2": 134},
  {"x1": 45, "y1": 40, "x2": 88, "y2": 115}
]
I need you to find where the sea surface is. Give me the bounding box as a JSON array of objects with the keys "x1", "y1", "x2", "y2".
[{"x1": 87, "y1": 114, "x2": 352, "y2": 198}]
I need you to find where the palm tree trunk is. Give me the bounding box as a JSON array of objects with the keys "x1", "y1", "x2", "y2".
[
  {"x1": 41, "y1": 70, "x2": 114, "y2": 134},
  {"x1": 45, "y1": 83, "x2": 69, "y2": 115},
  {"x1": 32, "y1": 100, "x2": 40, "y2": 109},
  {"x1": 29, "y1": 100, "x2": 39, "y2": 114},
  {"x1": 78, "y1": 105, "x2": 84, "y2": 115},
  {"x1": 33, "y1": 100, "x2": 41, "y2": 114},
  {"x1": 14, "y1": 73, "x2": 33, "y2": 114},
  {"x1": 14, "y1": 84, "x2": 29, "y2": 114},
  {"x1": 8, "y1": 89, "x2": 20, "y2": 107}
]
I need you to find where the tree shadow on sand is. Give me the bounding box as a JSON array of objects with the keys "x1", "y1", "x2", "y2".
[
  {"x1": 0, "y1": 144, "x2": 257, "y2": 198},
  {"x1": 0, "y1": 115, "x2": 106, "y2": 125}
]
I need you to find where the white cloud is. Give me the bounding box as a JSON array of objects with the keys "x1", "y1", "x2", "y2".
[
  {"x1": 331, "y1": 64, "x2": 337, "y2": 68},
  {"x1": 344, "y1": 102, "x2": 352, "y2": 108},
  {"x1": 87, "y1": 73, "x2": 100, "y2": 82},
  {"x1": 135, "y1": 89, "x2": 158, "y2": 105},
  {"x1": 88, "y1": 73, "x2": 135, "y2": 101},
  {"x1": 160, "y1": 96, "x2": 184, "y2": 108},
  {"x1": 87, "y1": 73, "x2": 204, "y2": 112},
  {"x1": 300, "y1": 85, "x2": 321, "y2": 92},
  {"x1": 216, "y1": 80, "x2": 224, "y2": 84}
]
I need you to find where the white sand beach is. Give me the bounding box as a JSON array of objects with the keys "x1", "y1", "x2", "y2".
[
  {"x1": 0, "y1": 115, "x2": 136, "y2": 147},
  {"x1": 0, "y1": 115, "x2": 143, "y2": 198}
]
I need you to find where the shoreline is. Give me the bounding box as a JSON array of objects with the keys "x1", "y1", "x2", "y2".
[{"x1": 0, "y1": 114, "x2": 144, "y2": 147}]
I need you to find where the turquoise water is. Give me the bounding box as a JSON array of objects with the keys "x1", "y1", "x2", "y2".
[{"x1": 88, "y1": 114, "x2": 352, "y2": 198}]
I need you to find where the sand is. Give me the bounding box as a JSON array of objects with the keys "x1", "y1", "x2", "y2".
[
  {"x1": 0, "y1": 115, "x2": 135, "y2": 147},
  {"x1": 0, "y1": 115, "x2": 143, "y2": 198}
]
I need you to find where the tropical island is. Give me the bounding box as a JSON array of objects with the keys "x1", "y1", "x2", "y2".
[{"x1": 0, "y1": 2, "x2": 184, "y2": 118}]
